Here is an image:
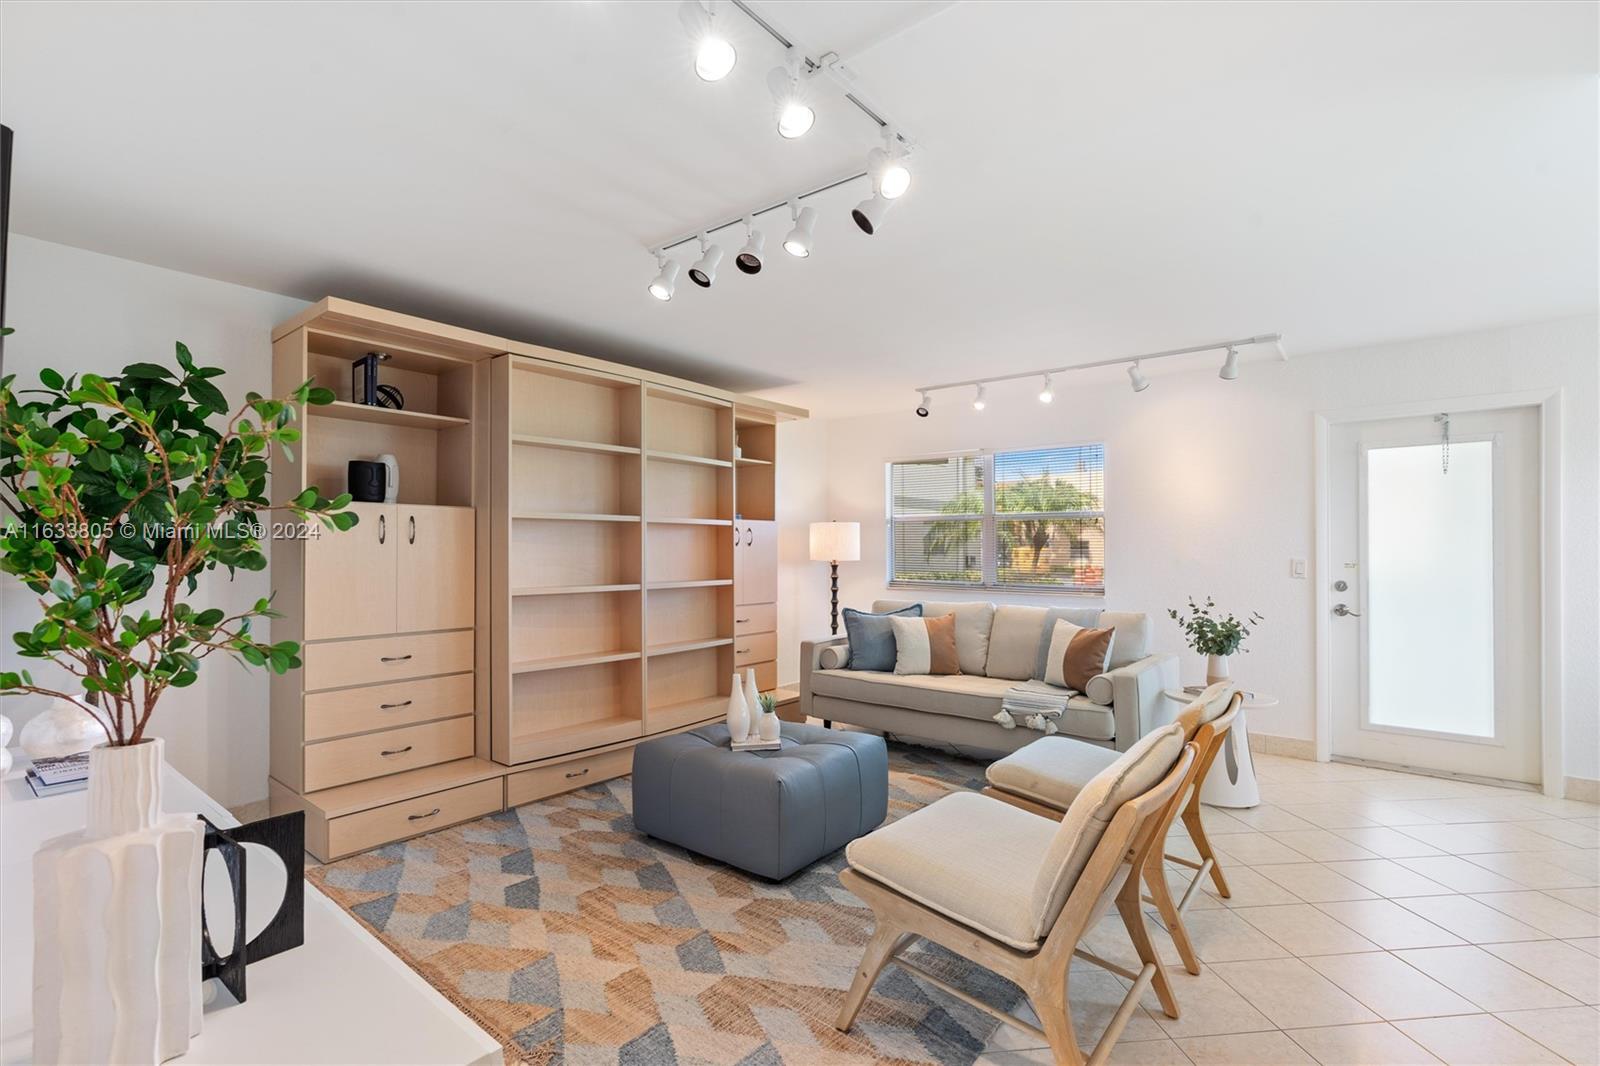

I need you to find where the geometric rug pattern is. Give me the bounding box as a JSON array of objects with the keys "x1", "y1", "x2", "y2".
[{"x1": 306, "y1": 743, "x2": 1026, "y2": 1065}]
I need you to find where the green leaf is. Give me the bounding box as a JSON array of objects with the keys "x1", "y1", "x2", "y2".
[
  {"x1": 305, "y1": 387, "x2": 336, "y2": 406},
  {"x1": 224, "y1": 473, "x2": 248, "y2": 499},
  {"x1": 120, "y1": 362, "x2": 176, "y2": 380},
  {"x1": 39, "y1": 368, "x2": 64, "y2": 390},
  {"x1": 186, "y1": 378, "x2": 229, "y2": 415},
  {"x1": 175, "y1": 342, "x2": 196, "y2": 373}
]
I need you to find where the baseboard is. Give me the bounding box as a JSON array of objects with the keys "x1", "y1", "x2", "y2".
[
  {"x1": 1247, "y1": 731, "x2": 1316, "y2": 760},
  {"x1": 1565, "y1": 776, "x2": 1600, "y2": 804}
]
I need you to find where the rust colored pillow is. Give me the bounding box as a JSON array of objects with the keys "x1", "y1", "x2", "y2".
[
  {"x1": 1044, "y1": 619, "x2": 1116, "y2": 691},
  {"x1": 925, "y1": 612, "x2": 961, "y2": 675}
]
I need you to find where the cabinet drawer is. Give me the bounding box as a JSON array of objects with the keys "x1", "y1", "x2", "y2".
[
  {"x1": 303, "y1": 716, "x2": 474, "y2": 791},
  {"x1": 734, "y1": 632, "x2": 776, "y2": 667},
  {"x1": 304, "y1": 673, "x2": 474, "y2": 742},
  {"x1": 733, "y1": 603, "x2": 776, "y2": 636},
  {"x1": 324, "y1": 778, "x2": 503, "y2": 859},
  {"x1": 303, "y1": 630, "x2": 474, "y2": 691},
  {"x1": 506, "y1": 746, "x2": 633, "y2": 808}
]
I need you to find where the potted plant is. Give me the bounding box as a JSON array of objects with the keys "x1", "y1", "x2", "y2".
[
  {"x1": 1168, "y1": 597, "x2": 1263, "y2": 685},
  {"x1": 0, "y1": 344, "x2": 353, "y2": 1064}
]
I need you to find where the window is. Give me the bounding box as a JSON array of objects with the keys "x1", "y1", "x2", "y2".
[{"x1": 887, "y1": 444, "x2": 1106, "y2": 594}]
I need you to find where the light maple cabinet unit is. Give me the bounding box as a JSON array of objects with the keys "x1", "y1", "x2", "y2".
[{"x1": 267, "y1": 298, "x2": 803, "y2": 861}]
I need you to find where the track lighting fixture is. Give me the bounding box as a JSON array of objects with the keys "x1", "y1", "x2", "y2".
[
  {"x1": 647, "y1": 252, "x2": 680, "y2": 302},
  {"x1": 783, "y1": 200, "x2": 817, "y2": 258},
  {"x1": 681, "y1": 0, "x2": 736, "y2": 82},
  {"x1": 867, "y1": 128, "x2": 912, "y2": 200},
  {"x1": 909, "y1": 334, "x2": 1282, "y2": 415},
  {"x1": 688, "y1": 233, "x2": 723, "y2": 288},
  {"x1": 768, "y1": 51, "x2": 814, "y2": 139},
  {"x1": 735, "y1": 216, "x2": 765, "y2": 274},
  {"x1": 852, "y1": 193, "x2": 893, "y2": 235}
]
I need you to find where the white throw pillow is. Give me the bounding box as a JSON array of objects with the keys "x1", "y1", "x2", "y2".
[{"x1": 890, "y1": 615, "x2": 931, "y2": 675}]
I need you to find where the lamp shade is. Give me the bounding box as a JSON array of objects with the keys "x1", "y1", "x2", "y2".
[{"x1": 809, "y1": 521, "x2": 861, "y2": 563}]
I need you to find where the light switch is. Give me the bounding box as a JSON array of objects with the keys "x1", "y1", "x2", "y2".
[{"x1": 1289, "y1": 558, "x2": 1307, "y2": 579}]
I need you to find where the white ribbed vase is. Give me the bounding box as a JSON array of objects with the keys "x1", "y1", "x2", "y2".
[{"x1": 33, "y1": 738, "x2": 204, "y2": 1064}]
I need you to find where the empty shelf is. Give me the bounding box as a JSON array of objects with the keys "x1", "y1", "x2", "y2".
[
  {"x1": 647, "y1": 579, "x2": 733, "y2": 590},
  {"x1": 646, "y1": 450, "x2": 732, "y2": 468},
  {"x1": 312, "y1": 401, "x2": 469, "y2": 430},
  {"x1": 648, "y1": 638, "x2": 733, "y2": 656},
  {"x1": 512, "y1": 434, "x2": 640, "y2": 456},
  {"x1": 511, "y1": 583, "x2": 642, "y2": 597},
  {"x1": 512, "y1": 512, "x2": 641, "y2": 523},
  {"x1": 511, "y1": 650, "x2": 641, "y2": 674}
]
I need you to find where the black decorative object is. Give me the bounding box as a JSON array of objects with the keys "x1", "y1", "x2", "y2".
[
  {"x1": 348, "y1": 459, "x2": 387, "y2": 502},
  {"x1": 375, "y1": 382, "x2": 405, "y2": 410},
  {"x1": 351, "y1": 351, "x2": 390, "y2": 406},
  {"x1": 198, "y1": 811, "x2": 306, "y2": 1004}
]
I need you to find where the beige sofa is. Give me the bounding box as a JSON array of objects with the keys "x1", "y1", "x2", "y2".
[{"x1": 800, "y1": 599, "x2": 1179, "y2": 754}]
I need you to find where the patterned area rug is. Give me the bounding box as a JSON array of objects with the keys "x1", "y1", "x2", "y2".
[{"x1": 307, "y1": 743, "x2": 1030, "y2": 1065}]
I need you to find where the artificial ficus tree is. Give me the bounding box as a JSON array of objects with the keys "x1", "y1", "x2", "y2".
[{"x1": 0, "y1": 341, "x2": 356, "y2": 745}]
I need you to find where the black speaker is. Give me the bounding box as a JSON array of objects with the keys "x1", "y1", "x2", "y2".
[{"x1": 348, "y1": 460, "x2": 386, "y2": 503}]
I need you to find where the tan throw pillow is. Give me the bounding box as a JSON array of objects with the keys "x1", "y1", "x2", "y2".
[
  {"x1": 924, "y1": 612, "x2": 961, "y2": 675},
  {"x1": 1044, "y1": 619, "x2": 1116, "y2": 691}
]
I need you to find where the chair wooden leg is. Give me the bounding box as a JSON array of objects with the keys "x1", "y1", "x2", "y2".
[
  {"x1": 1144, "y1": 859, "x2": 1201, "y2": 975},
  {"x1": 835, "y1": 923, "x2": 912, "y2": 1032},
  {"x1": 1027, "y1": 969, "x2": 1087, "y2": 1066},
  {"x1": 1116, "y1": 888, "x2": 1179, "y2": 1019},
  {"x1": 1181, "y1": 803, "x2": 1229, "y2": 899}
]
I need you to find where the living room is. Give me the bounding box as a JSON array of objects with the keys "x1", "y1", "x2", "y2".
[{"x1": 1, "y1": 3, "x2": 1596, "y2": 1065}]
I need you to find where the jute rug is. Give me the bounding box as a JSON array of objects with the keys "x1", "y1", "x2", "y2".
[{"x1": 307, "y1": 742, "x2": 1034, "y2": 1065}]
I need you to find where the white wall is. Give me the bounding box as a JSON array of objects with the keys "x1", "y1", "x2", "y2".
[
  {"x1": 2, "y1": 236, "x2": 309, "y2": 806},
  {"x1": 775, "y1": 316, "x2": 1599, "y2": 787}
]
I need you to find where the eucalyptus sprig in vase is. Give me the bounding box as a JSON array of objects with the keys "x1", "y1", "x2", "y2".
[
  {"x1": 0, "y1": 344, "x2": 354, "y2": 1064},
  {"x1": 1168, "y1": 597, "x2": 1263, "y2": 685}
]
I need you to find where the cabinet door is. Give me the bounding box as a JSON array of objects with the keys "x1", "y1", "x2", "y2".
[
  {"x1": 397, "y1": 505, "x2": 476, "y2": 633},
  {"x1": 735, "y1": 520, "x2": 777, "y2": 606},
  {"x1": 304, "y1": 503, "x2": 398, "y2": 641}
]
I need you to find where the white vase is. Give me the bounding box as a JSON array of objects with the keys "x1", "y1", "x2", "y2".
[
  {"x1": 758, "y1": 709, "x2": 781, "y2": 742},
  {"x1": 33, "y1": 738, "x2": 204, "y2": 1064},
  {"x1": 0, "y1": 713, "x2": 12, "y2": 774},
  {"x1": 1206, "y1": 654, "x2": 1231, "y2": 685},
  {"x1": 725, "y1": 676, "x2": 749, "y2": 743},
  {"x1": 742, "y1": 669, "x2": 761, "y2": 738},
  {"x1": 19, "y1": 696, "x2": 109, "y2": 760}
]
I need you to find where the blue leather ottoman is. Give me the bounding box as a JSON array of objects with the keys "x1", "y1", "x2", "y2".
[{"x1": 631, "y1": 723, "x2": 889, "y2": 880}]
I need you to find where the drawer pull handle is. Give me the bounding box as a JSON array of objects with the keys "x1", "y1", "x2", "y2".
[
  {"x1": 379, "y1": 700, "x2": 413, "y2": 710},
  {"x1": 380, "y1": 654, "x2": 413, "y2": 663},
  {"x1": 408, "y1": 807, "x2": 441, "y2": 821},
  {"x1": 380, "y1": 745, "x2": 414, "y2": 757},
  {"x1": 735, "y1": 617, "x2": 751, "y2": 623},
  {"x1": 565, "y1": 768, "x2": 590, "y2": 779},
  {"x1": 737, "y1": 647, "x2": 751, "y2": 654}
]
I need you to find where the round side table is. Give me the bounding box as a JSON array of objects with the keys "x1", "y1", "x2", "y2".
[{"x1": 1162, "y1": 687, "x2": 1279, "y2": 808}]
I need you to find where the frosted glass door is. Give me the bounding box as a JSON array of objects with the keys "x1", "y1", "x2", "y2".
[{"x1": 1363, "y1": 440, "x2": 1494, "y2": 738}]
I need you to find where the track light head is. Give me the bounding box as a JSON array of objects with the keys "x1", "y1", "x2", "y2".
[
  {"x1": 783, "y1": 201, "x2": 817, "y2": 258},
  {"x1": 1038, "y1": 375, "x2": 1054, "y2": 404},
  {"x1": 915, "y1": 390, "x2": 931, "y2": 418},
  {"x1": 852, "y1": 193, "x2": 893, "y2": 235},
  {"x1": 681, "y1": 1, "x2": 736, "y2": 82},
  {"x1": 1274, "y1": 338, "x2": 1288, "y2": 361},
  {"x1": 647, "y1": 253, "x2": 680, "y2": 302},
  {"x1": 688, "y1": 234, "x2": 723, "y2": 288},
  {"x1": 1127, "y1": 361, "x2": 1150, "y2": 393},
  {"x1": 972, "y1": 384, "x2": 987, "y2": 412},
  {"x1": 868, "y1": 130, "x2": 911, "y2": 199},
  {"x1": 735, "y1": 217, "x2": 765, "y2": 274},
  {"x1": 768, "y1": 52, "x2": 814, "y2": 139},
  {"x1": 1219, "y1": 346, "x2": 1240, "y2": 381}
]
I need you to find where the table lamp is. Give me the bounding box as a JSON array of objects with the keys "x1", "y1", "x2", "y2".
[{"x1": 809, "y1": 521, "x2": 861, "y2": 635}]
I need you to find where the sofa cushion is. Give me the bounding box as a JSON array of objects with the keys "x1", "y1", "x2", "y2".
[
  {"x1": 847, "y1": 791, "x2": 1058, "y2": 950},
  {"x1": 873, "y1": 599, "x2": 994, "y2": 676},
  {"x1": 842, "y1": 604, "x2": 922, "y2": 672},
  {"x1": 1099, "y1": 610, "x2": 1152, "y2": 668},
  {"x1": 1032, "y1": 607, "x2": 1104, "y2": 680},
  {"x1": 985, "y1": 605, "x2": 1050, "y2": 680},
  {"x1": 810, "y1": 669, "x2": 1116, "y2": 740},
  {"x1": 1030, "y1": 723, "x2": 1186, "y2": 935}
]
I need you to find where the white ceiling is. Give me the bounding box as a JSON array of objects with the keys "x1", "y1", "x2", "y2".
[{"x1": 2, "y1": 1, "x2": 1595, "y2": 417}]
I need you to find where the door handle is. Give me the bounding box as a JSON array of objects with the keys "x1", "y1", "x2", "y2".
[
  {"x1": 744, "y1": 527, "x2": 754, "y2": 546},
  {"x1": 408, "y1": 515, "x2": 416, "y2": 544},
  {"x1": 1332, "y1": 603, "x2": 1362, "y2": 618},
  {"x1": 378, "y1": 514, "x2": 386, "y2": 544}
]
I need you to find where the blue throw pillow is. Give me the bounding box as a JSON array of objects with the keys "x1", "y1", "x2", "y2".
[{"x1": 842, "y1": 604, "x2": 923, "y2": 672}]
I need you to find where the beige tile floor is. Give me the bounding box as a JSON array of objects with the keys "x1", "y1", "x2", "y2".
[{"x1": 977, "y1": 753, "x2": 1600, "y2": 1065}]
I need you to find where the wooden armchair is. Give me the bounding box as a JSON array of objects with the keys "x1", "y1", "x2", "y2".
[
  {"x1": 982, "y1": 683, "x2": 1242, "y2": 975},
  {"x1": 835, "y1": 723, "x2": 1195, "y2": 1066}
]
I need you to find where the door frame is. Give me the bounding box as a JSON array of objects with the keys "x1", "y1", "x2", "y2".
[{"x1": 1313, "y1": 388, "x2": 1565, "y2": 796}]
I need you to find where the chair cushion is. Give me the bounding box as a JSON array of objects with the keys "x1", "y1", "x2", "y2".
[
  {"x1": 986, "y1": 735, "x2": 1120, "y2": 810},
  {"x1": 842, "y1": 604, "x2": 922, "y2": 672},
  {"x1": 1099, "y1": 611, "x2": 1152, "y2": 668},
  {"x1": 1032, "y1": 607, "x2": 1104, "y2": 680},
  {"x1": 810, "y1": 669, "x2": 1116, "y2": 739},
  {"x1": 873, "y1": 600, "x2": 995, "y2": 676},
  {"x1": 1176, "y1": 682, "x2": 1237, "y2": 738},
  {"x1": 985, "y1": 605, "x2": 1050, "y2": 680},
  {"x1": 846, "y1": 791, "x2": 1058, "y2": 950},
  {"x1": 1030, "y1": 723, "x2": 1186, "y2": 935}
]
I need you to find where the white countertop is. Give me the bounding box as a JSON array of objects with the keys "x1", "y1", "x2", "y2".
[{"x1": 0, "y1": 760, "x2": 500, "y2": 1065}]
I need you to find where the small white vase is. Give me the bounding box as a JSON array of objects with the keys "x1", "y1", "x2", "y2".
[
  {"x1": 19, "y1": 696, "x2": 109, "y2": 760},
  {"x1": 33, "y1": 738, "x2": 204, "y2": 1064},
  {"x1": 742, "y1": 669, "x2": 761, "y2": 738},
  {"x1": 725, "y1": 676, "x2": 749, "y2": 743},
  {"x1": 758, "y1": 709, "x2": 781, "y2": 742},
  {"x1": 1206, "y1": 654, "x2": 1231, "y2": 685}
]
